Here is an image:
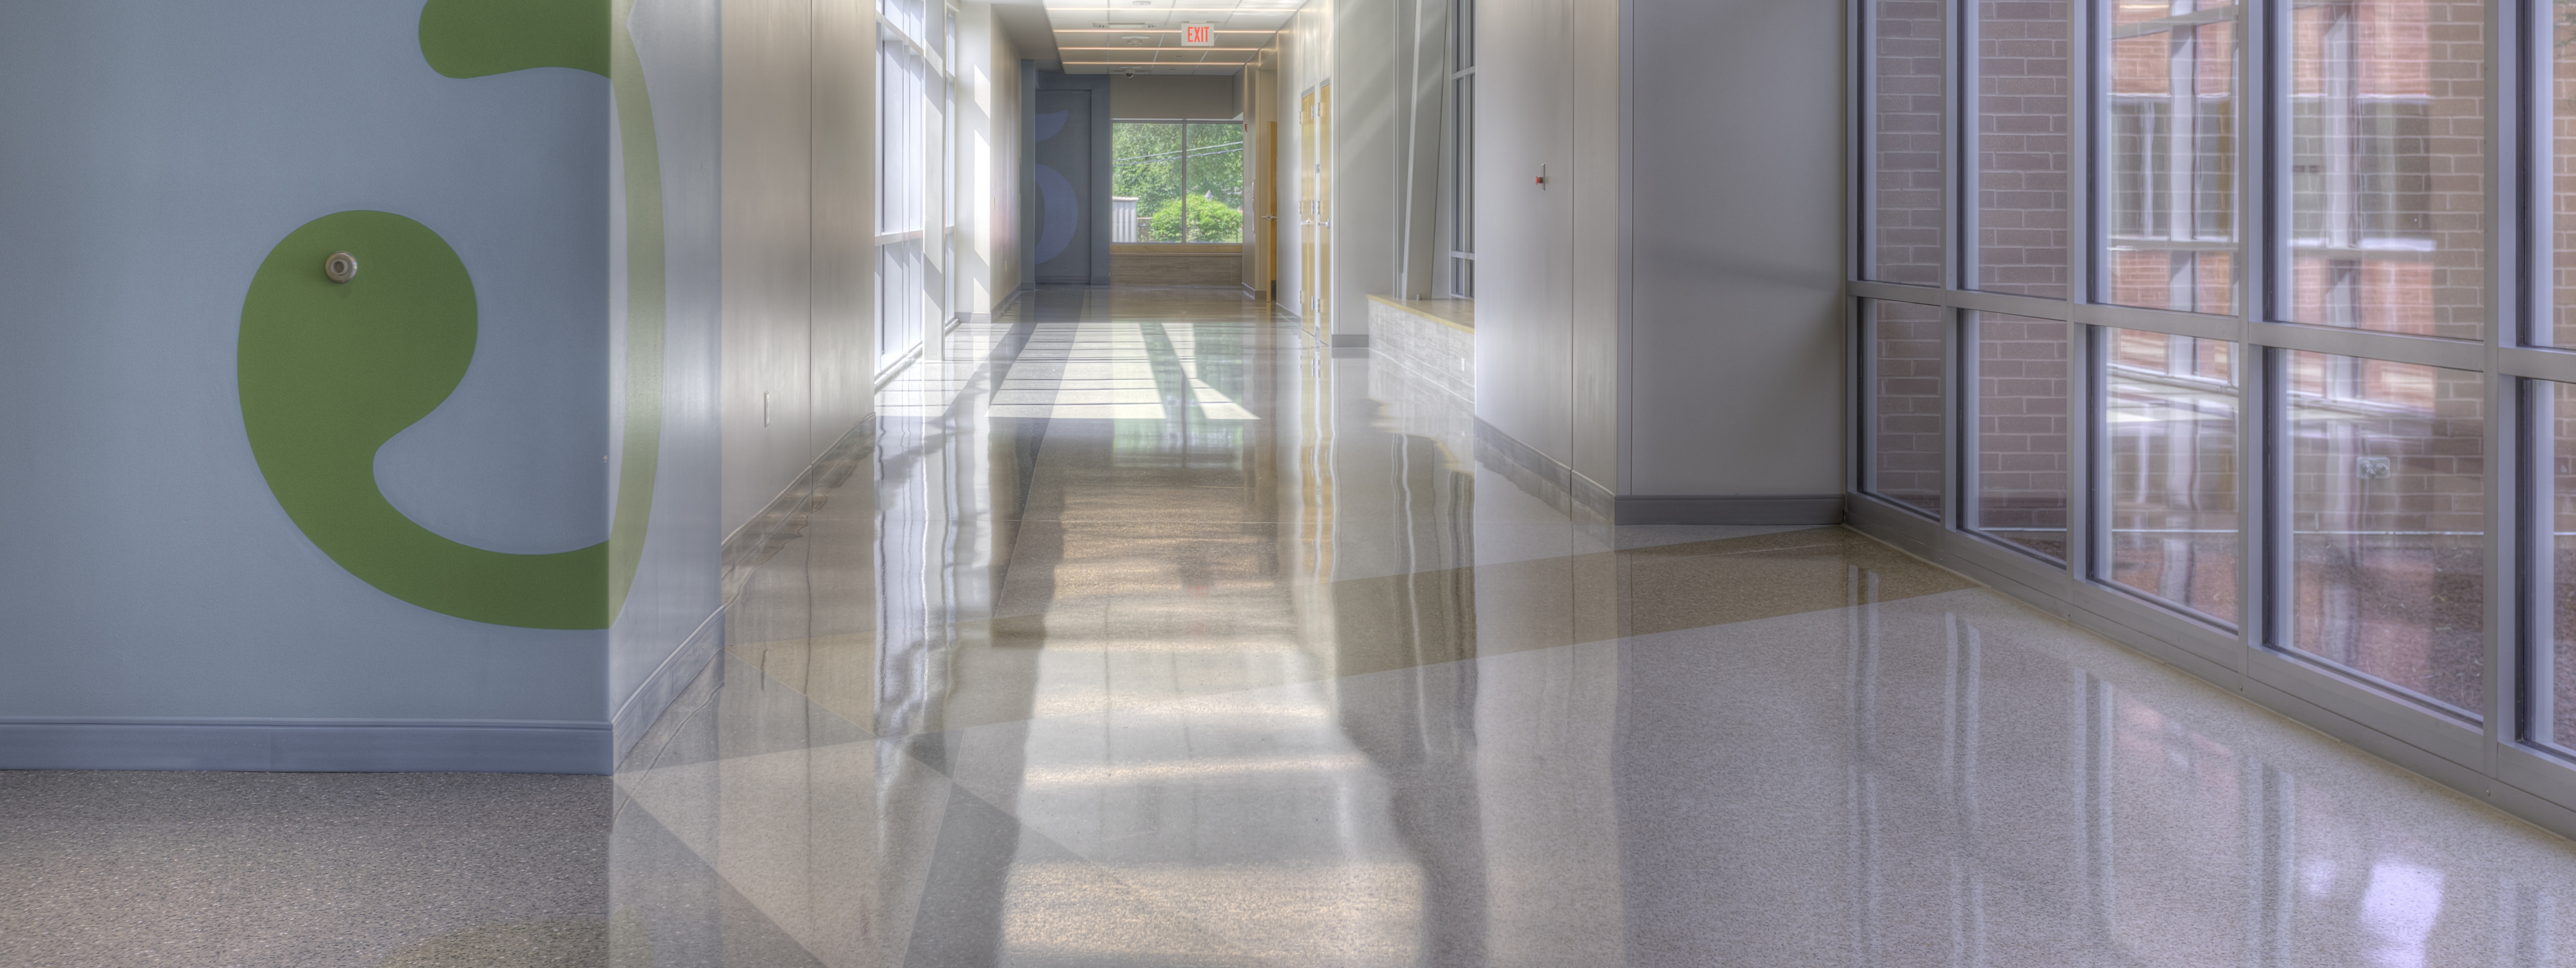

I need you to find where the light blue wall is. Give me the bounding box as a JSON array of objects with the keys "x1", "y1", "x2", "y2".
[{"x1": 0, "y1": 2, "x2": 747, "y2": 773}]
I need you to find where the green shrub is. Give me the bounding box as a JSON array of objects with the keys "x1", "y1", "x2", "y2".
[{"x1": 1150, "y1": 196, "x2": 1242, "y2": 243}]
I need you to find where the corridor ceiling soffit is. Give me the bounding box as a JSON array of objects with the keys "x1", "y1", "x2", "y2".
[
  {"x1": 990, "y1": 0, "x2": 1066, "y2": 71},
  {"x1": 1039, "y1": 0, "x2": 1300, "y2": 74}
]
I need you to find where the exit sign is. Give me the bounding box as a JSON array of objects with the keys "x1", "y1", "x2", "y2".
[{"x1": 1181, "y1": 23, "x2": 1214, "y2": 46}]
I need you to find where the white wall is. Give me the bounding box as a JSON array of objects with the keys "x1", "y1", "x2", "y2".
[
  {"x1": 965, "y1": 6, "x2": 1025, "y2": 309},
  {"x1": 1329, "y1": 0, "x2": 1398, "y2": 340}
]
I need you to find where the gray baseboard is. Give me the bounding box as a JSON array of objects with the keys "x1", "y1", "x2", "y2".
[
  {"x1": 610, "y1": 604, "x2": 725, "y2": 767},
  {"x1": 1615, "y1": 494, "x2": 1846, "y2": 525},
  {"x1": 1472, "y1": 417, "x2": 1846, "y2": 526},
  {"x1": 0, "y1": 717, "x2": 612, "y2": 773}
]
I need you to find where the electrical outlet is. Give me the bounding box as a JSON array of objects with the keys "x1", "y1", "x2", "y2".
[{"x1": 2356, "y1": 456, "x2": 2391, "y2": 480}]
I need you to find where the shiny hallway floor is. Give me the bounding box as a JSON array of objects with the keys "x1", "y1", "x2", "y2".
[
  {"x1": 614, "y1": 286, "x2": 2576, "y2": 967},
  {"x1": 16, "y1": 287, "x2": 2576, "y2": 967}
]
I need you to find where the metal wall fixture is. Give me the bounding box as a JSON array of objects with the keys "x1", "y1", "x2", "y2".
[{"x1": 322, "y1": 251, "x2": 358, "y2": 284}]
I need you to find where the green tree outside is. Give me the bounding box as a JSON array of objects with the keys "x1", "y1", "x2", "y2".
[{"x1": 1113, "y1": 120, "x2": 1243, "y2": 243}]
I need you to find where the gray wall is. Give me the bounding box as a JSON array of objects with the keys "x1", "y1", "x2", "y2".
[
  {"x1": 1474, "y1": 0, "x2": 1587, "y2": 482},
  {"x1": 720, "y1": 0, "x2": 877, "y2": 539},
  {"x1": 1472, "y1": 0, "x2": 1845, "y2": 514},
  {"x1": 1330, "y1": 0, "x2": 1398, "y2": 340},
  {"x1": 1109, "y1": 74, "x2": 1239, "y2": 120},
  {"x1": 1624, "y1": 0, "x2": 1845, "y2": 500}
]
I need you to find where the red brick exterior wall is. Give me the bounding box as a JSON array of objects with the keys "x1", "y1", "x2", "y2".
[
  {"x1": 1873, "y1": 0, "x2": 1947, "y2": 286},
  {"x1": 1976, "y1": 0, "x2": 2069, "y2": 298}
]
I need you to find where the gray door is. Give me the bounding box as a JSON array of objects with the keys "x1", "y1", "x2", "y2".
[{"x1": 1033, "y1": 90, "x2": 1091, "y2": 283}]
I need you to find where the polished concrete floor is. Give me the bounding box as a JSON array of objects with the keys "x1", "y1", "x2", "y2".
[{"x1": 15, "y1": 286, "x2": 2576, "y2": 966}]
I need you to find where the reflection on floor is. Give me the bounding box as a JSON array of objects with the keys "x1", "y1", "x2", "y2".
[
  {"x1": 12, "y1": 286, "x2": 2576, "y2": 967},
  {"x1": 616, "y1": 286, "x2": 2576, "y2": 967}
]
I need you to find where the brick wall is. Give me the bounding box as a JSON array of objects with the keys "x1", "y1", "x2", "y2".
[
  {"x1": 1871, "y1": 301, "x2": 1947, "y2": 514},
  {"x1": 1975, "y1": 313, "x2": 2069, "y2": 559},
  {"x1": 2102, "y1": 3, "x2": 2239, "y2": 314},
  {"x1": 1873, "y1": 0, "x2": 1946, "y2": 286},
  {"x1": 2283, "y1": 0, "x2": 2486, "y2": 341},
  {"x1": 1976, "y1": 0, "x2": 2069, "y2": 298}
]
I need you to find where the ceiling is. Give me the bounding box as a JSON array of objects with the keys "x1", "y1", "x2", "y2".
[{"x1": 1008, "y1": 0, "x2": 1300, "y2": 75}]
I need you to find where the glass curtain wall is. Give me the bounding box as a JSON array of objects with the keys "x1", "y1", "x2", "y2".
[
  {"x1": 1854, "y1": 0, "x2": 2576, "y2": 810},
  {"x1": 877, "y1": 0, "x2": 947, "y2": 373},
  {"x1": 1111, "y1": 120, "x2": 1246, "y2": 243}
]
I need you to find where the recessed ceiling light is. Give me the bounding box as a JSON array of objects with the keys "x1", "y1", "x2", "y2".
[
  {"x1": 1121, "y1": 35, "x2": 1150, "y2": 44},
  {"x1": 1094, "y1": 20, "x2": 1152, "y2": 27}
]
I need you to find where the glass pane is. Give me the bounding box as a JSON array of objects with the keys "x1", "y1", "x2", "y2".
[
  {"x1": 1869, "y1": 301, "x2": 1948, "y2": 516},
  {"x1": 2283, "y1": 0, "x2": 2485, "y2": 341},
  {"x1": 1184, "y1": 123, "x2": 1245, "y2": 243},
  {"x1": 1113, "y1": 122, "x2": 1184, "y2": 242},
  {"x1": 2285, "y1": 352, "x2": 2484, "y2": 715},
  {"x1": 1973, "y1": 313, "x2": 2071, "y2": 559},
  {"x1": 1974, "y1": 0, "x2": 2070, "y2": 298},
  {"x1": 1870, "y1": 0, "x2": 1946, "y2": 286},
  {"x1": 2103, "y1": 329, "x2": 2239, "y2": 623},
  {"x1": 2546, "y1": 11, "x2": 2576, "y2": 346},
  {"x1": 2541, "y1": 382, "x2": 2576, "y2": 745},
  {"x1": 2099, "y1": 0, "x2": 2238, "y2": 314}
]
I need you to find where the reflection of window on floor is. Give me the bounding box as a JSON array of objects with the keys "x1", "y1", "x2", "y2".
[{"x1": 1112, "y1": 120, "x2": 1245, "y2": 243}]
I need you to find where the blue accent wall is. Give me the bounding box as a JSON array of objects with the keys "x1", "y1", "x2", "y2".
[{"x1": 0, "y1": 1, "x2": 727, "y2": 772}]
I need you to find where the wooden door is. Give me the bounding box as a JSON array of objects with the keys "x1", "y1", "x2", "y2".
[
  {"x1": 1314, "y1": 83, "x2": 1331, "y2": 331},
  {"x1": 1298, "y1": 89, "x2": 1317, "y2": 331},
  {"x1": 1263, "y1": 120, "x2": 1280, "y2": 299}
]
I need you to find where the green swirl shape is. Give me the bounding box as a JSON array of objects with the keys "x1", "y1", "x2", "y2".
[
  {"x1": 240, "y1": 211, "x2": 608, "y2": 629},
  {"x1": 239, "y1": 2, "x2": 668, "y2": 629},
  {"x1": 419, "y1": 0, "x2": 609, "y2": 78}
]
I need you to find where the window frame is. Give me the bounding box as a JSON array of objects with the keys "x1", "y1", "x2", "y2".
[
  {"x1": 1846, "y1": 0, "x2": 2576, "y2": 834},
  {"x1": 1109, "y1": 118, "x2": 1248, "y2": 245}
]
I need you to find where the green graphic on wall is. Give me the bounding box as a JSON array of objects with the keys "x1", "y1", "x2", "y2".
[
  {"x1": 240, "y1": 211, "x2": 608, "y2": 629},
  {"x1": 237, "y1": 1, "x2": 670, "y2": 630},
  {"x1": 418, "y1": 0, "x2": 609, "y2": 78}
]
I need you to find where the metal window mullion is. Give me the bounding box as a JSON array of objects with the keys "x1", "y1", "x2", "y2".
[
  {"x1": 1955, "y1": 306, "x2": 1978, "y2": 532},
  {"x1": 2527, "y1": 381, "x2": 2557, "y2": 747},
  {"x1": 2258, "y1": 345, "x2": 2290, "y2": 655},
  {"x1": 2069, "y1": 0, "x2": 2102, "y2": 578},
  {"x1": 2486, "y1": 0, "x2": 2525, "y2": 759},
  {"x1": 2247, "y1": 0, "x2": 2287, "y2": 663},
  {"x1": 2243, "y1": 321, "x2": 2488, "y2": 371},
  {"x1": 2068, "y1": 318, "x2": 2097, "y2": 582}
]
